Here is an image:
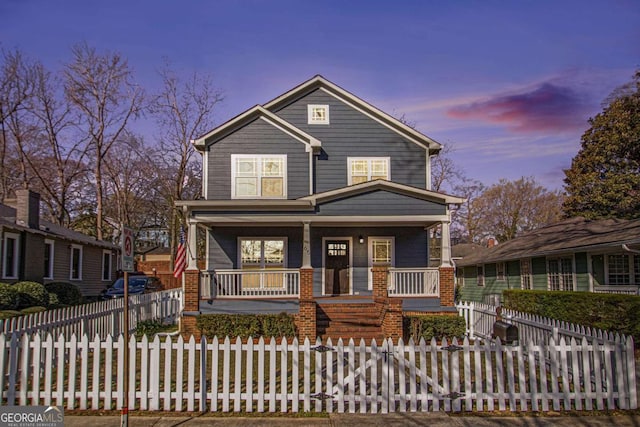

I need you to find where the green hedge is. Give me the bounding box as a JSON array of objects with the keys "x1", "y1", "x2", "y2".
[
  {"x1": 403, "y1": 314, "x2": 467, "y2": 341},
  {"x1": 503, "y1": 290, "x2": 640, "y2": 340},
  {"x1": 45, "y1": 282, "x2": 83, "y2": 306},
  {"x1": 0, "y1": 283, "x2": 19, "y2": 310},
  {"x1": 196, "y1": 313, "x2": 296, "y2": 339},
  {"x1": 15, "y1": 281, "x2": 49, "y2": 309}
]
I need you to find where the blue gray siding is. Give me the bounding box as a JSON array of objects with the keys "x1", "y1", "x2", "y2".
[
  {"x1": 206, "y1": 118, "x2": 310, "y2": 200},
  {"x1": 274, "y1": 89, "x2": 428, "y2": 193},
  {"x1": 316, "y1": 190, "x2": 445, "y2": 216}
]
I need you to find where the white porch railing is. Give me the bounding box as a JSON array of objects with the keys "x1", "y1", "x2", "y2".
[
  {"x1": 388, "y1": 268, "x2": 439, "y2": 297},
  {"x1": 201, "y1": 269, "x2": 300, "y2": 299},
  {"x1": 593, "y1": 285, "x2": 640, "y2": 295}
]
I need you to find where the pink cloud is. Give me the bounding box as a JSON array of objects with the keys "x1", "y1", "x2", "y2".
[{"x1": 446, "y1": 83, "x2": 591, "y2": 133}]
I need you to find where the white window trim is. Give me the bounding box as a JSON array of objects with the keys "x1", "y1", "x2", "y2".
[
  {"x1": 69, "y1": 244, "x2": 83, "y2": 281},
  {"x1": 321, "y1": 237, "x2": 353, "y2": 296},
  {"x1": 307, "y1": 104, "x2": 330, "y2": 124},
  {"x1": 367, "y1": 236, "x2": 395, "y2": 290},
  {"x1": 44, "y1": 239, "x2": 55, "y2": 280},
  {"x1": 2, "y1": 232, "x2": 20, "y2": 280},
  {"x1": 102, "y1": 249, "x2": 112, "y2": 282},
  {"x1": 231, "y1": 154, "x2": 288, "y2": 199},
  {"x1": 347, "y1": 157, "x2": 391, "y2": 185},
  {"x1": 237, "y1": 237, "x2": 288, "y2": 269}
]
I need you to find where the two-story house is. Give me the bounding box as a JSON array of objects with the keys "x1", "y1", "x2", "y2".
[{"x1": 177, "y1": 76, "x2": 464, "y2": 341}]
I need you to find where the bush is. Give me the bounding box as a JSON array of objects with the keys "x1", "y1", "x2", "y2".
[
  {"x1": 0, "y1": 310, "x2": 21, "y2": 320},
  {"x1": 14, "y1": 281, "x2": 49, "y2": 309},
  {"x1": 196, "y1": 313, "x2": 297, "y2": 339},
  {"x1": 135, "y1": 320, "x2": 178, "y2": 338},
  {"x1": 21, "y1": 306, "x2": 47, "y2": 314},
  {"x1": 404, "y1": 314, "x2": 467, "y2": 342},
  {"x1": 45, "y1": 282, "x2": 83, "y2": 306},
  {"x1": 503, "y1": 289, "x2": 640, "y2": 340},
  {"x1": 0, "y1": 283, "x2": 19, "y2": 310}
]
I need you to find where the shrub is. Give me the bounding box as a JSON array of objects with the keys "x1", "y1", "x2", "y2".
[
  {"x1": 14, "y1": 281, "x2": 49, "y2": 309},
  {"x1": 503, "y1": 289, "x2": 640, "y2": 341},
  {"x1": 0, "y1": 283, "x2": 19, "y2": 310},
  {"x1": 48, "y1": 293, "x2": 60, "y2": 307},
  {"x1": 404, "y1": 314, "x2": 467, "y2": 342},
  {"x1": 45, "y1": 282, "x2": 83, "y2": 306},
  {"x1": 0, "y1": 310, "x2": 21, "y2": 320},
  {"x1": 21, "y1": 306, "x2": 47, "y2": 314},
  {"x1": 196, "y1": 313, "x2": 296, "y2": 339},
  {"x1": 135, "y1": 320, "x2": 177, "y2": 338}
]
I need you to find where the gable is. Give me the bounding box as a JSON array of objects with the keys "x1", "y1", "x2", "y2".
[{"x1": 315, "y1": 189, "x2": 446, "y2": 216}]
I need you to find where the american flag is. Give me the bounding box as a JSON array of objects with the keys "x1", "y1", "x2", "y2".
[{"x1": 173, "y1": 227, "x2": 187, "y2": 278}]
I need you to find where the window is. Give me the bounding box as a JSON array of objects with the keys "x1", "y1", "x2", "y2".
[
  {"x1": 348, "y1": 157, "x2": 390, "y2": 185},
  {"x1": 548, "y1": 257, "x2": 574, "y2": 291},
  {"x1": 307, "y1": 104, "x2": 329, "y2": 124},
  {"x1": 608, "y1": 254, "x2": 630, "y2": 285},
  {"x1": 477, "y1": 265, "x2": 484, "y2": 287},
  {"x1": 428, "y1": 225, "x2": 441, "y2": 267},
  {"x1": 70, "y1": 245, "x2": 82, "y2": 281},
  {"x1": 102, "y1": 250, "x2": 112, "y2": 281},
  {"x1": 232, "y1": 155, "x2": 286, "y2": 199},
  {"x1": 496, "y1": 262, "x2": 505, "y2": 281},
  {"x1": 240, "y1": 238, "x2": 286, "y2": 269},
  {"x1": 635, "y1": 255, "x2": 640, "y2": 285},
  {"x1": 2, "y1": 232, "x2": 19, "y2": 279},
  {"x1": 44, "y1": 240, "x2": 54, "y2": 280},
  {"x1": 520, "y1": 259, "x2": 532, "y2": 290}
]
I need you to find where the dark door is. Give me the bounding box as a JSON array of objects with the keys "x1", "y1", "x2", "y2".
[{"x1": 325, "y1": 240, "x2": 350, "y2": 295}]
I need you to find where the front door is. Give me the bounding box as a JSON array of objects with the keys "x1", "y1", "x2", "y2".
[{"x1": 325, "y1": 240, "x2": 350, "y2": 295}]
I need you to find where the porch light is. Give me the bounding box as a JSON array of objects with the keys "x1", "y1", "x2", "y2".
[{"x1": 359, "y1": 235, "x2": 364, "y2": 244}]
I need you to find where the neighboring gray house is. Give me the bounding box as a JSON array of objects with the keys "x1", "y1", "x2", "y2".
[
  {"x1": 457, "y1": 217, "x2": 640, "y2": 304},
  {"x1": 177, "y1": 76, "x2": 464, "y2": 340},
  {"x1": 1, "y1": 190, "x2": 119, "y2": 297}
]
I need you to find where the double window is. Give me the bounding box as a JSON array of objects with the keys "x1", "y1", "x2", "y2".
[
  {"x1": 348, "y1": 157, "x2": 390, "y2": 185},
  {"x1": 240, "y1": 238, "x2": 286, "y2": 270},
  {"x1": 2, "y1": 232, "x2": 19, "y2": 279},
  {"x1": 232, "y1": 155, "x2": 286, "y2": 199},
  {"x1": 605, "y1": 254, "x2": 640, "y2": 285},
  {"x1": 548, "y1": 257, "x2": 574, "y2": 291}
]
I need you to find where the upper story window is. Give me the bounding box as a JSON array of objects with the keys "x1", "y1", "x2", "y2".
[
  {"x1": 2, "y1": 232, "x2": 19, "y2": 279},
  {"x1": 44, "y1": 239, "x2": 54, "y2": 280},
  {"x1": 307, "y1": 104, "x2": 329, "y2": 124},
  {"x1": 232, "y1": 155, "x2": 287, "y2": 199},
  {"x1": 348, "y1": 157, "x2": 390, "y2": 185}
]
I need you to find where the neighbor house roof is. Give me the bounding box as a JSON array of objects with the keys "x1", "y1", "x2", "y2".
[{"x1": 457, "y1": 217, "x2": 640, "y2": 267}]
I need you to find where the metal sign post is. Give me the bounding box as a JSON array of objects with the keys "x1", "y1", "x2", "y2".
[{"x1": 120, "y1": 226, "x2": 134, "y2": 427}]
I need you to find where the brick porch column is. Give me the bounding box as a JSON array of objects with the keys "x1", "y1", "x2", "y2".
[
  {"x1": 181, "y1": 269, "x2": 202, "y2": 340},
  {"x1": 382, "y1": 298, "x2": 403, "y2": 344},
  {"x1": 439, "y1": 266, "x2": 455, "y2": 307},
  {"x1": 372, "y1": 266, "x2": 389, "y2": 303},
  {"x1": 297, "y1": 268, "x2": 316, "y2": 341}
]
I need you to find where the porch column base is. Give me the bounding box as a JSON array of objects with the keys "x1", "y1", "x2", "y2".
[
  {"x1": 297, "y1": 268, "x2": 316, "y2": 341},
  {"x1": 382, "y1": 298, "x2": 403, "y2": 344},
  {"x1": 439, "y1": 266, "x2": 455, "y2": 307},
  {"x1": 180, "y1": 312, "x2": 201, "y2": 341},
  {"x1": 183, "y1": 269, "x2": 200, "y2": 312}
]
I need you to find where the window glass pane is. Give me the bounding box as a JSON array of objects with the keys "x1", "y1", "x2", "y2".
[
  {"x1": 351, "y1": 160, "x2": 368, "y2": 175},
  {"x1": 262, "y1": 158, "x2": 282, "y2": 176},
  {"x1": 44, "y1": 243, "x2": 52, "y2": 278},
  {"x1": 351, "y1": 176, "x2": 368, "y2": 185},
  {"x1": 371, "y1": 160, "x2": 388, "y2": 178},
  {"x1": 237, "y1": 158, "x2": 256, "y2": 175},
  {"x1": 372, "y1": 240, "x2": 391, "y2": 264},
  {"x1": 261, "y1": 178, "x2": 283, "y2": 197},
  {"x1": 236, "y1": 177, "x2": 257, "y2": 196},
  {"x1": 71, "y1": 247, "x2": 81, "y2": 279},
  {"x1": 263, "y1": 240, "x2": 284, "y2": 265},
  {"x1": 312, "y1": 107, "x2": 326, "y2": 121},
  {"x1": 520, "y1": 259, "x2": 531, "y2": 289},
  {"x1": 241, "y1": 240, "x2": 262, "y2": 265},
  {"x1": 608, "y1": 254, "x2": 630, "y2": 285},
  {"x1": 5, "y1": 237, "x2": 16, "y2": 277},
  {"x1": 102, "y1": 252, "x2": 111, "y2": 281}
]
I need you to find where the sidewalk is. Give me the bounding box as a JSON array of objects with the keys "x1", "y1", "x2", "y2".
[{"x1": 63, "y1": 412, "x2": 640, "y2": 426}]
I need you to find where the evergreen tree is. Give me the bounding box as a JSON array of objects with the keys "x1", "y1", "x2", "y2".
[{"x1": 563, "y1": 71, "x2": 640, "y2": 219}]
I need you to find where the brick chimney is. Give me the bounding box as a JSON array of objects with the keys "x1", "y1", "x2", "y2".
[{"x1": 15, "y1": 189, "x2": 40, "y2": 230}]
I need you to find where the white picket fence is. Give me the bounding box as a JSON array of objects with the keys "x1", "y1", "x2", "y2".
[
  {"x1": 0, "y1": 289, "x2": 182, "y2": 339},
  {"x1": 456, "y1": 301, "x2": 628, "y2": 346},
  {"x1": 0, "y1": 333, "x2": 635, "y2": 412}
]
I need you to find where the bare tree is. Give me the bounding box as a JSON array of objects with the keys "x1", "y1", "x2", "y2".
[
  {"x1": 63, "y1": 43, "x2": 144, "y2": 239},
  {"x1": 451, "y1": 178, "x2": 486, "y2": 243},
  {"x1": 150, "y1": 61, "x2": 223, "y2": 266},
  {"x1": 431, "y1": 144, "x2": 463, "y2": 193}
]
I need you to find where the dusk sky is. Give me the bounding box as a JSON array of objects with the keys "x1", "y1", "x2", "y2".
[{"x1": 1, "y1": 0, "x2": 639, "y2": 191}]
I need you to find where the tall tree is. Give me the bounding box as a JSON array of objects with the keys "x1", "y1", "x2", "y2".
[
  {"x1": 451, "y1": 178, "x2": 486, "y2": 243},
  {"x1": 63, "y1": 43, "x2": 144, "y2": 239},
  {"x1": 150, "y1": 62, "x2": 223, "y2": 266},
  {"x1": 474, "y1": 177, "x2": 564, "y2": 242},
  {"x1": 563, "y1": 70, "x2": 640, "y2": 219}
]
